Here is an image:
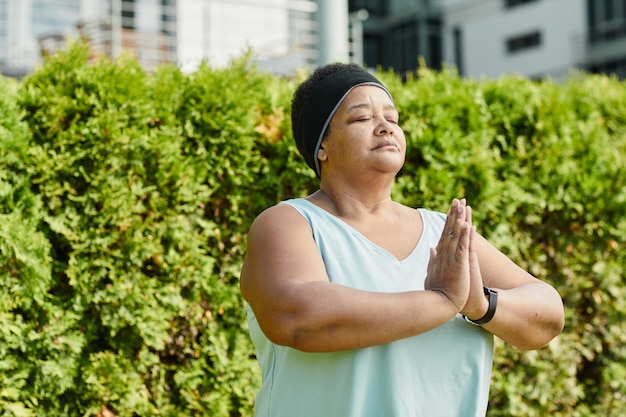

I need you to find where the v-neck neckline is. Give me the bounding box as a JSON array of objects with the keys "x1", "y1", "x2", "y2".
[{"x1": 298, "y1": 198, "x2": 426, "y2": 263}]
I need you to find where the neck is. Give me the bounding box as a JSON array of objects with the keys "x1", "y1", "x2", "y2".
[{"x1": 315, "y1": 179, "x2": 395, "y2": 220}]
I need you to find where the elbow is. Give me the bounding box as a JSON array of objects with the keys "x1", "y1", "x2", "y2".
[
  {"x1": 263, "y1": 324, "x2": 305, "y2": 350},
  {"x1": 281, "y1": 323, "x2": 336, "y2": 353},
  {"x1": 522, "y1": 288, "x2": 566, "y2": 350},
  {"x1": 539, "y1": 299, "x2": 566, "y2": 348},
  {"x1": 259, "y1": 312, "x2": 328, "y2": 353},
  {"x1": 552, "y1": 310, "x2": 566, "y2": 337},
  {"x1": 516, "y1": 326, "x2": 564, "y2": 351},
  {"x1": 514, "y1": 310, "x2": 565, "y2": 351},
  {"x1": 542, "y1": 310, "x2": 566, "y2": 347},
  {"x1": 286, "y1": 328, "x2": 327, "y2": 353}
]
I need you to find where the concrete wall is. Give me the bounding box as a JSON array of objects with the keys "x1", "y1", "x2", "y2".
[{"x1": 441, "y1": 0, "x2": 587, "y2": 79}]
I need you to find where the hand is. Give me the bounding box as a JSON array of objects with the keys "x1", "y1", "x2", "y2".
[
  {"x1": 424, "y1": 198, "x2": 471, "y2": 312},
  {"x1": 460, "y1": 205, "x2": 489, "y2": 319}
]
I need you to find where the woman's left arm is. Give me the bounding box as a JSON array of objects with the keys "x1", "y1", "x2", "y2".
[{"x1": 463, "y1": 233, "x2": 565, "y2": 350}]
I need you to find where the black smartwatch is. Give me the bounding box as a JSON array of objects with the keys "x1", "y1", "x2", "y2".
[{"x1": 463, "y1": 286, "x2": 498, "y2": 326}]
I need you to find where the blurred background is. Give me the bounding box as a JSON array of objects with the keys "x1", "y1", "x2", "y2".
[{"x1": 1, "y1": 0, "x2": 625, "y2": 80}]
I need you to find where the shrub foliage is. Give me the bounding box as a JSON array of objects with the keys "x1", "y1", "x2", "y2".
[{"x1": 0, "y1": 42, "x2": 625, "y2": 416}]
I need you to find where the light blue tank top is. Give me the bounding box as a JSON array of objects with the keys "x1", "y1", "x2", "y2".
[{"x1": 246, "y1": 198, "x2": 494, "y2": 417}]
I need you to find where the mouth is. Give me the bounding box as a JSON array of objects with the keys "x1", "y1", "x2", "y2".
[{"x1": 373, "y1": 141, "x2": 398, "y2": 150}]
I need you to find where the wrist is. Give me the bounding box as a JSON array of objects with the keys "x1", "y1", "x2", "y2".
[
  {"x1": 430, "y1": 289, "x2": 464, "y2": 315},
  {"x1": 464, "y1": 290, "x2": 490, "y2": 320},
  {"x1": 463, "y1": 287, "x2": 498, "y2": 326}
]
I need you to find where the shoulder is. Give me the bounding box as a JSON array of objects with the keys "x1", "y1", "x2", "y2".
[
  {"x1": 415, "y1": 207, "x2": 447, "y2": 225},
  {"x1": 241, "y1": 200, "x2": 326, "y2": 300},
  {"x1": 254, "y1": 199, "x2": 309, "y2": 222},
  {"x1": 422, "y1": 208, "x2": 447, "y2": 219},
  {"x1": 392, "y1": 203, "x2": 446, "y2": 226},
  {"x1": 248, "y1": 200, "x2": 312, "y2": 241}
]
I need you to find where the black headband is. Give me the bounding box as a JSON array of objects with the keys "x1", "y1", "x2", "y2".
[{"x1": 293, "y1": 67, "x2": 392, "y2": 177}]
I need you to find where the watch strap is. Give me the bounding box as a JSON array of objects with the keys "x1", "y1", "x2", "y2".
[{"x1": 463, "y1": 286, "x2": 498, "y2": 325}]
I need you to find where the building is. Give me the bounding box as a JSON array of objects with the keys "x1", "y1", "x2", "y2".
[
  {"x1": 441, "y1": 0, "x2": 589, "y2": 80},
  {"x1": 176, "y1": 0, "x2": 318, "y2": 74},
  {"x1": 585, "y1": 0, "x2": 626, "y2": 78},
  {"x1": 1, "y1": 0, "x2": 82, "y2": 77},
  {"x1": 348, "y1": 0, "x2": 444, "y2": 75},
  {"x1": 2, "y1": 0, "x2": 624, "y2": 79},
  {"x1": 0, "y1": 0, "x2": 178, "y2": 78},
  {"x1": 0, "y1": 0, "x2": 318, "y2": 77},
  {"x1": 351, "y1": 0, "x2": 626, "y2": 80}
]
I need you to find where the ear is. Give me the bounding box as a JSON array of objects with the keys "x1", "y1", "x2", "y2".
[{"x1": 317, "y1": 144, "x2": 328, "y2": 162}]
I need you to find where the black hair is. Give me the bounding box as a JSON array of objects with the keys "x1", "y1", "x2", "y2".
[{"x1": 291, "y1": 63, "x2": 365, "y2": 140}]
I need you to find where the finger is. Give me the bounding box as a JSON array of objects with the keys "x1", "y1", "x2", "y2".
[
  {"x1": 449, "y1": 198, "x2": 459, "y2": 213},
  {"x1": 439, "y1": 206, "x2": 468, "y2": 257},
  {"x1": 469, "y1": 225, "x2": 479, "y2": 267},
  {"x1": 427, "y1": 247, "x2": 437, "y2": 273},
  {"x1": 468, "y1": 225, "x2": 484, "y2": 290},
  {"x1": 466, "y1": 204, "x2": 472, "y2": 227},
  {"x1": 454, "y1": 221, "x2": 471, "y2": 263},
  {"x1": 444, "y1": 199, "x2": 459, "y2": 231},
  {"x1": 439, "y1": 199, "x2": 461, "y2": 245},
  {"x1": 438, "y1": 211, "x2": 469, "y2": 268},
  {"x1": 446, "y1": 199, "x2": 460, "y2": 221}
]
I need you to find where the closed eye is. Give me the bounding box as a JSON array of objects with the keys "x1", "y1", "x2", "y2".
[{"x1": 385, "y1": 111, "x2": 400, "y2": 124}]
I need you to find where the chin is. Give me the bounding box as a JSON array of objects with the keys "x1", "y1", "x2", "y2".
[{"x1": 375, "y1": 164, "x2": 404, "y2": 176}]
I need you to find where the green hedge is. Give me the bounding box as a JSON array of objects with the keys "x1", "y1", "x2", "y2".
[{"x1": 0, "y1": 42, "x2": 624, "y2": 416}]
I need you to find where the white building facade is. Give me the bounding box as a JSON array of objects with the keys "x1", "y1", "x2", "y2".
[
  {"x1": 177, "y1": 0, "x2": 319, "y2": 73},
  {"x1": 0, "y1": 0, "x2": 320, "y2": 77},
  {"x1": 0, "y1": 0, "x2": 178, "y2": 77},
  {"x1": 439, "y1": 0, "x2": 625, "y2": 80},
  {"x1": 1, "y1": 0, "x2": 85, "y2": 76},
  {"x1": 1, "y1": 0, "x2": 625, "y2": 79}
]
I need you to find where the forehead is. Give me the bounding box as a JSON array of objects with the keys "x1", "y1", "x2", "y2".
[{"x1": 340, "y1": 85, "x2": 395, "y2": 110}]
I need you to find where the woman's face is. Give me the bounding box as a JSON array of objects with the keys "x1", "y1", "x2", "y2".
[{"x1": 318, "y1": 85, "x2": 406, "y2": 178}]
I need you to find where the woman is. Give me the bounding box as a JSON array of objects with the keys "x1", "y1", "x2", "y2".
[{"x1": 240, "y1": 63, "x2": 564, "y2": 417}]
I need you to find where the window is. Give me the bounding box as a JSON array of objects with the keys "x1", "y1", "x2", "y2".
[
  {"x1": 587, "y1": 0, "x2": 626, "y2": 43},
  {"x1": 365, "y1": 17, "x2": 442, "y2": 76},
  {"x1": 122, "y1": 0, "x2": 135, "y2": 30},
  {"x1": 453, "y1": 27, "x2": 464, "y2": 75},
  {"x1": 427, "y1": 19, "x2": 442, "y2": 70},
  {"x1": 504, "y1": 0, "x2": 539, "y2": 8},
  {"x1": 161, "y1": 0, "x2": 176, "y2": 35},
  {"x1": 349, "y1": 0, "x2": 387, "y2": 18},
  {"x1": 388, "y1": 20, "x2": 419, "y2": 74},
  {"x1": 506, "y1": 31, "x2": 541, "y2": 53},
  {"x1": 589, "y1": 56, "x2": 626, "y2": 79}
]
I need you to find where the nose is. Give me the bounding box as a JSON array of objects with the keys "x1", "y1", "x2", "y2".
[{"x1": 375, "y1": 115, "x2": 394, "y2": 136}]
